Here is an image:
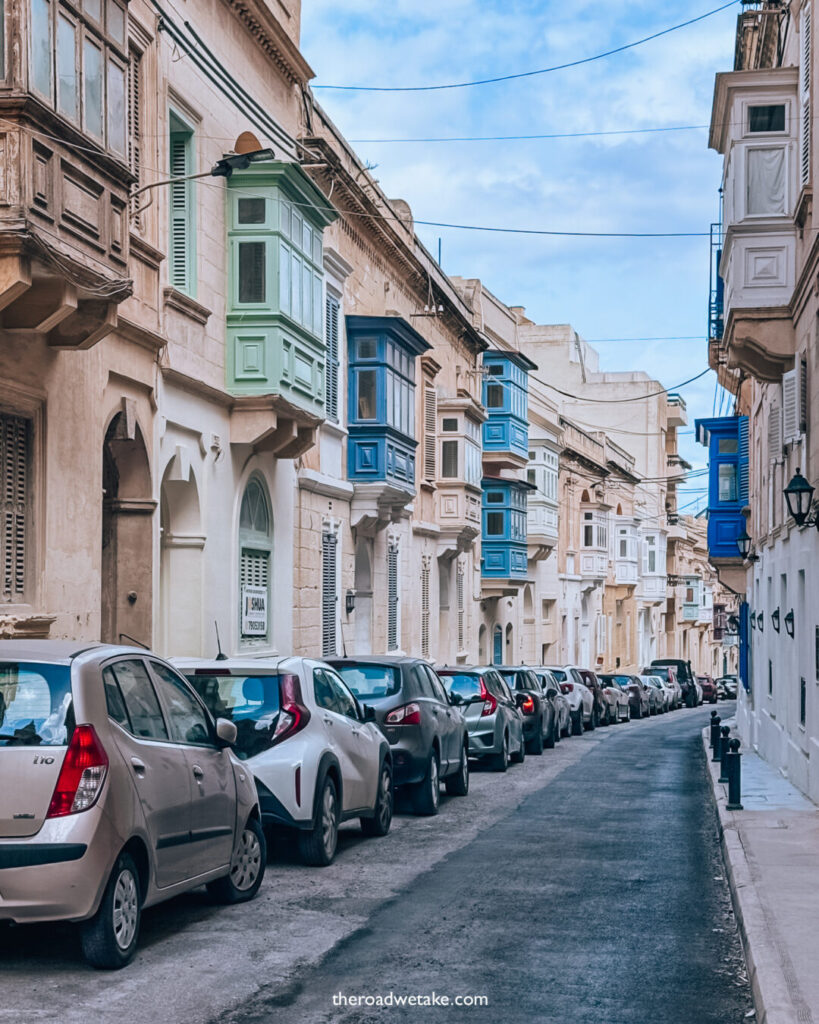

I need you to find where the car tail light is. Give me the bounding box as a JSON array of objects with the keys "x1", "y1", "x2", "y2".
[
  {"x1": 272, "y1": 674, "x2": 311, "y2": 746},
  {"x1": 520, "y1": 695, "x2": 535, "y2": 714},
  {"x1": 47, "y1": 725, "x2": 109, "y2": 818},
  {"x1": 385, "y1": 703, "x2": 421, "y2": 725},
  {"x1": 478, "y1": 677, "x2": 497, "y2": 717},
  {"x1": 560, "y1": 683, "x2": 573, "y2": 694}
]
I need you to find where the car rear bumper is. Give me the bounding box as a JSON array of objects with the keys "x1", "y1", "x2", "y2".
[{"x1": 464, "y1": 718, "x2": 502, "y2": 757}]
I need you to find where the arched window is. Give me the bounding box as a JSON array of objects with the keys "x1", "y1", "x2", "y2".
[
  {"x1": 239, "y1": 476, "x2": 272, "y2": 644},
  {"x1": 493, "y1": 624, "x2": 503, "y2": 665},
  {"x1": 478, "y1": 624, "x2": 487, "y2": 663}
]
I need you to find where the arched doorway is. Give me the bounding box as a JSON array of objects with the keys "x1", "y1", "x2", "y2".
[
  {"x1": 160, "y1": 457, "x2": 204, "y2": 656},
  {"x1": 580, "y1": 593, "x2": 591, "y2": 666},
  {"x1": 505, "y1": 622, "x2": 513, "y2": 662},
  {"x1": 354, "y1": 535, "x2": 373, "y2": 654},
  {"x1": 493, "y1": 624, "x2": 503, "y2": 665},
  {"x1": 101, "y1": 412, "x2": 154, "y2": 645},
  {"x1": 478, "y1": 623, "x2": 486, "y2": 663},
  {"x1": 238, "y1": 476, "x2": 273, "y2": 648}
]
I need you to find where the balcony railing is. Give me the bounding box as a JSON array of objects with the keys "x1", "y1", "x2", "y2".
[{"x1": 709, "y1": 222, "x2": 724, "y2": 343}]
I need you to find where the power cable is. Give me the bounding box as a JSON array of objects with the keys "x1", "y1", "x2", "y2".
[
  {"x1": 348, "y1": 125, "x2": 711, "y2": 143},
  {"x1": 313, "y1": 1, "x2": 739, "y2": 92}
]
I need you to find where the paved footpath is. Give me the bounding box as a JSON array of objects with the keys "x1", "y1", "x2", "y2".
[{"x1": 705, "y1": 722, "x2": 819, "y2": 1024}]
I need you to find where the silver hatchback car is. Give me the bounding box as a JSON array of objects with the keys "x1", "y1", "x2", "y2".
[
  {"x1": 0, "y1": 641, "x2": 265, "y2": 969},
  {"x1": 437, "y1": 666, "x2": 525, "y2": 771}
]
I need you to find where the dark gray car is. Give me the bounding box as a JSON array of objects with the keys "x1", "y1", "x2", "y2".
[
  {"x1": 437, "y1": 667, "x2": 526, "y2": 772},
  {"x1": 328, "y1": 657, "x2": 469, "y2": 816},
  {"x1": 495, "y1": 666, "x2": 558, "y2": 752}
]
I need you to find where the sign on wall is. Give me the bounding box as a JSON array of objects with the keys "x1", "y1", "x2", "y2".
[{"x1": 241, "y1": 585, "x2": 268, "y2": 638}]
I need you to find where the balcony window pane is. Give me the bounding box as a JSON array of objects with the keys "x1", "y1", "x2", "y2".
[
  {"x1": 290, "y1": 252, "x2": 301, "y2": 320},
  {"x1": 486, "y1": 491, "x2": 503, "y2": 504},
  {"x1": 747, "y1": 147, "x2": 785, "y2": 215},
  {"x1": 85, "y1": 0, "x2": 102, "y2": 23},
  {"x1": 313, "y1": 273, "x2": 322, "y2": 336},
  {"x1": 749, "y1": 104, "x2": 785, "y2": 133},
  {"x1": 486, "y1": 364, "x2": 503, "y2": 376},
  {"x1": 583, "y1": 524, "x2": 593, "y2": 547},
  {"x1": 301, "y1": 261, "x2": 311, "y2": 328},
  {"x1": 442, "y1": 417, "x2": 458, "y2": 432},
  {"x1": 107, "y1": 58, "x2": 126, "y2": 154},
  {"x1": 57, "y1": 15, "x2": 78, "y2": 121},
  {"x1": 486, "y1": 511, "x2": 504, "y2": 536},
  {"x1": 238, "y1": 197, "x2": 266, "y2": 224},
  {"x1": 718, "y1": 464, "x2": 738, "y2": 502},
  {"x1": 107, "y1": 0, "x2": 126, "y2": 47},
  {"x1": 718, "y1": 437, "x2": 738, "y2": 454},
  {"x1": 238, "y1": 241, "x2": 266, "y2": 303},
  {"x1": 386, "y1": 369, "x2": 394, "y2": 426},
  {"x1": 279, "y1": 243, "x2": 291, "y2": 314},
  {"x1": 280, "y1": 200, "x2": 291, "y2": 238},
  {"x1": 358, "y1": 338, "x2": 376, "y2": 360},
  {"x1": 31, "y1": 0, "x2": 53, "y2": 98},
  {"x1": 303, "y1": 221, "x2": 312, "y2": 258},
  {"x1": 83, "y1": 38, "x2": 103, "y2": 139},
  {"x1": 357, "y1": 369, "x2": 377, "y2": 420},
  {"x1": 486, "y1": 383, "x2": 503, "y2": 408},
  {"x1": 442, "y1": 440, "x2": 458, "y2": 478}
]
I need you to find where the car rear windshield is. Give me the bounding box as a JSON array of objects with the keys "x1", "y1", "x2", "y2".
[
  {"x1": 334, "y1": 664, "x2": 401, "y2": 700},
  {"x1": 186, "y1": 673, "x2": 280, "y2": 761},
  {"x1": 0, "y1": 662, "x2": 74, "y2": 747},
  {"x1": 548, "y1": 668, "x2": 567, "y2": 682},
  {"x1": 602, "y1": 675, "x2": 631, "y2": 687},
  {"x1": 439, "y1": 673, "x2": 482, "y2": 699}
]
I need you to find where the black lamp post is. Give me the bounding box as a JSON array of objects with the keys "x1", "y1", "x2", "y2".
[
  {"x1": 784, "y1": 469, "x2": 816, "y2": 527},
  {"x1": 784, "y1": 609, "x2": 795, "y2": 638},
  {"x1": 772, "y1": 607, "x2": 781, "y2": 633},
  {"x1": 736, "y1": 526, "x2": 760, "y2": 562}
]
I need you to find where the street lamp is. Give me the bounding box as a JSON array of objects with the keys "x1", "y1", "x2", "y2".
[
  {"x1": 784, "y1": 609, "x2": 795, "y2": 638},
  {"x1": 772, "y1": 607, "x2": 781, "y2": 633},
  {"x1": 736, "y1": 526, "x2": 760, "y2": 562},
  {"x1": 750, "y1": 610, "x2": 757, "y2": 629},
  {"x1": 783, "y1": 468, "x2": 816, "y2": 527},
  {"x1": 758, "y1": 611, "x2": 764, "y2": 632}
]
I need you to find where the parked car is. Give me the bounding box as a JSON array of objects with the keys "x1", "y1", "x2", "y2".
[
  {"x1": 651, "y1": 674, "x2": 677, "y2": 711},
  {"x1": 692, "y1": 678, "x2": 704, "y2": 705},
  {"x1": 697, "y1": 674, "x2": 719, "y2": 704},
  {"x1": 716, "y1": 675, "x2": 738, "y2": 700},
  {"x1": 543, "y1": 667, "x2": 594, "y2": 734},
  {"x1": 575, "y1": 668, "x2": 607, "y2": 725},
  {"x1": 640, "y1": 675, "x2": 666, "y2": 715},
  {"x1": 496, "y1": 666, "x2": 558, "y2": 752},
  {"x1": 437, "y1": 666, "x2": 526, "y2": 771},
  {"x1": 329, "y1": 657, "x2": 469, "y2": 813},
  {"x1": 0, "y1": 641, "x2": 265, "y2": 970},
  {"x1": 531, "y1": 668, "x2": 572, "y2": 738},
  {"x1": 597, "y1": 675, "x2": 631, "y2": 723},
  {"x1": 647, "y1": 665, "x2": 682, "y2": 709},
  {"x1": 177, "y1": 657, "x2": 393, "y2": 867},
  {"x1": 616, "y1": 674, "x2": 650, "y2": 719},
  {"x1": 650, "y1": 659, "x2": 697, "y2": 707}
]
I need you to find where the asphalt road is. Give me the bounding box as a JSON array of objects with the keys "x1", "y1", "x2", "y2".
[{"x1": 0, "y1": 705, "x2": 752, "y2": 1024}]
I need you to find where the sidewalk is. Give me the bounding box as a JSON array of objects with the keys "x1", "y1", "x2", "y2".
[{"x1": 703, "y1": 724, "x2": 819, "y2": 1024}]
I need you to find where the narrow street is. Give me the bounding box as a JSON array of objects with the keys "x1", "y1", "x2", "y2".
[{"x1": 221, "y1": 706, "x2": 751, "y2": 1024}]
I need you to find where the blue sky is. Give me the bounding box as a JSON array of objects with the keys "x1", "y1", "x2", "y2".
[{"x1": 300, "y1": 0, "x2": 741, "y2": 503}]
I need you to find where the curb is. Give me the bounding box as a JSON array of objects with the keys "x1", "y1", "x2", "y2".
[{"x1": 702, "y1": 731, "x2": 807, "y2": 1024}]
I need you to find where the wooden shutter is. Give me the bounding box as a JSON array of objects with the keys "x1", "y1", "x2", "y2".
[
  {"x1": 800, "y1": 356, "x2": 808, "y2": 435},
  {"x1": 321, "y1": 531, "x2": 338, "y2": 658},
  {"x1": 128, "y1": 49, "x2": 141, "y2": 228},
  {"x1": 802, "y1": 5, "x2": 812, "y2": 187},
  {"x1": 420, "y1": 558, "x2": 430, "y2": 659},
  {"x1": 1, "y1": 414, "x2": 28, "y2": 602},
  {"x1": 768, "y1": 403, "x2": 782, "y2": 461},
  {"x1": 782, "y1": 369, "x2": 800, "y2": 442},
  {"x1": 325, "y1": 295, "x2": 340, "y2": 422},
  {"x1": 423, "y1": 384, "x2": 436, "y2": 482},
  {"x1": 456, "y1": 559, "x2": 465, "y2": 651},
  {"x1": 387, "y1": 542, "x2": 399, "y2": 651},
  {"x1": 169, "y1": 132, "x2": 190, "y2": 292},
  {"x1": 738, "y1": 416, "x2": 750, "y2": 504}
]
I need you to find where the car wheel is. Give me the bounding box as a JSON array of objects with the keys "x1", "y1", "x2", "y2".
[
  {"x1": 412, "y1": 750, "x2": 441, "y2": 815},
  {"x1": 571, "y1": 709, "x2": 583, "y2": 736},
  {"x1": 526, "y1": 717, "x2": 545, "y2": 755},
  {"x1": 544, "y1": 716, "x2": 556, "y2": 749},
  {"x1": 299, "y1": 775, "x2": 339, "y2": 866},
  {"x1": 208, "y1": 818, "x2": 266, "y2": 903},
  {"x1": 80, "y1": 851, "x2": 141, "y2": 970},
  {"x1": 445, "y1": 743, "x2": 470, "y2": 796},
  {"x1": 490, "y1": 732, "x2": 509, "y2": 772},
  {"x1": 361, "y1": 762, "x2": 394, "y2": 837},
  {"x1": 585, "y1": 708, "x2": 596, "y2": 731},
  {"x1": 510, "y1": 731, "x2": 526, "y2": 764}
]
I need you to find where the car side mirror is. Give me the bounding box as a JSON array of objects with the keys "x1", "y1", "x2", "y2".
[
  {"x1": 514, "y1": 692, "x2": 526, "y2": 707},
  {"x1": 449, "y1": 692, "x2": 464, "y2": 706},
  {"x1": 546, "y1": 688, "x2": 558, "y2": 700},
  {"x1": 361, "y1": 704, "x2": 377, "y2": 723},
  {"x1": 468, "y1": 694, "x2": 484, "y2": 705},
  {"x1": 215, "y1": 718, "x2": 237, "y2": 747}
]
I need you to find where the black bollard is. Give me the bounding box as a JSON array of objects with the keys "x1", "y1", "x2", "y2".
[
  {"x1": 726, "y1": 738, "x2": 744, "y2": 811},
  {"x1": 718, "y1": 726, "x2": 731, "y2": 783},
  {"x1": 710, "y1": 711, "x2": 721, "y2": 753}
]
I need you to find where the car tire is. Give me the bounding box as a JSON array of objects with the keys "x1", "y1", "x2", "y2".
[
  {"x1": 207, "y1": 818, "x2": 266, "y2": 904},
  {"x1": 412, "y1": 750, "x2": 441, "y2": 816},
  {"x1": 585, "y1": 708, "x2": 596, "y2": 732},
  {"x1": 445, "y1": 743, "x2": 470, "y2": 796},
  {"x1": 361, "y1": 761, "x2": 394, "y2": 837},
  {"x1": 80, "y1": 851, "x2": 141, "y2": 970},
  {"x1": 490, "y1": 733, "x2": 509, "y2": 772},
  {"x1": 526, "y1": 718, "x2": 545, "y2": 755},
  {"x1": 544, "y1": 717, "x2": 556, "y2": 749},
  {"x1": 510, "y1": 732, "x2": 526, "y2": 764},
  {"x1": 299, "y1": 775, "x2": 339, "y2": 866},
  {"x1": 571, "y1": 710, "x2": 583, "y2": 736}
]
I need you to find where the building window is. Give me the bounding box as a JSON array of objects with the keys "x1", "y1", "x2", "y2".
[
  {"x1": 768, "y1": 659, "x2": 773, "y2": 696},
  {"x1": 486, "y1": 512, "x2": 504, "y2": 536},
  {"x1": 239, "y1": 477, "x2": 272, "y2": 645},
  {"x1": 325, "y1": 294, "x2": 340, "y2": 423},
  {"x1": 387, "y1": 541, "x2": 399, "y2": 652},
  {"x1": 169, "y1": 114, "x2": 196, "y2": 296},
  {"x1": 456, "y1": 558, "x2": 465, "y2": 651},
  {"x1": 800, "y1": 677, "x2": 806, "y2": 726},
  {"x1": 356, "y1": 370, "x2": 377, "y2": 420},
  {"x1": 442, "y1": 418, "x2": 458, "y2": 432},
  {"x1": 718, "y1": 464, "x2": 738, "y2": 502},
  {"x1": 420, "y1": 557, "x2": 430, "y2": 659},
  {"x1": 645, "y1": 534, "x2": 657, "y2": 573},
  {"x1": 486, "y1": 383, "x2": 504, "y2": 408},
  {"x1": 1, "y1": 414, "x2": 29, "y2": 604},
  {"x1": 816, "y1": 625, "x2": 819, "y2": 682},
  {"x1": 465, "y1": 420, "x2": 481, "y2": 487},
  {"x1": 747, "y1": 147, "x2": 786, "y2": 216},
  {"x1": 321, "y1": 530, "x2": 338, "y2": 658},
  {"x1": 441, "y1": 440, "x2": 458, "y2": 478},
  {"x1": 30, "y1": 0, "x2": 128, "y2": 157},
  {"x1": 749, "y1": 105, "x2": 786, "y2": 133},
  {"x1": 493, "y1": 624, "x2": 502, "y2": 665}
]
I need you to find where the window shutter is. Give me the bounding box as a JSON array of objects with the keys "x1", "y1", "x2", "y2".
[
  {"x1": 1, "y1": 414, "x2": 28, "y2": 602},
  {"x1": 768, "y1": 403, "x2": 782, "y2": 461},
  {"x1": 782, "y1": 369, "x2": 800, "y2": 442},
  {"x1": 321, "y1": 531, "x2": 338, "y2": 658},
  {"x1": 423, "y1": 384, "x2": 437, "y2": 481},
  {"x1": 128, "y1": 49, "x2": 142, "y2": 228},
  {"x1": 324, "y1": 295, "x2": 340, "y2": 422},
  {"x1": 801, "y1": 5, "x2": 812, "y2": 187},
  {"x1": 387, "y1": 542, "x2": 399, "y2": 651},
  {"x1": 420, "y1": 558, "x2": 430, "y2": 659},
  {"x1": 738, "y1": 416, "x2": 750, "y2": 504},
  {"x1": 169, "y1": 133, "x2": 190, "y2": 293},
  {"x1": 456, "y1": 559, "x2": 465, "y2": 651},
  {"x1": 800, "y1": 356, "x2": 808, "y2": 435}
]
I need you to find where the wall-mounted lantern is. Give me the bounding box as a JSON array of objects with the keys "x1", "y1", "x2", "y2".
[
  {"x1": 784, "y1": 609, "x2": 795, "y2": 638},
  {"x1": 772, "y1": 607, "x2": 781, "y2": 633},
  {"x1": 784, "y1": 468, "x2": 817, "y2": 528},
  {"x1": 736, "y1": 527, "x2": 760, "y2": 562},
  {"x1": 345, "y1": 590, "x2": 356, "y2": 616},
  {"x1": 750, "y1": 610, "x2": 757, "y2": 630}
]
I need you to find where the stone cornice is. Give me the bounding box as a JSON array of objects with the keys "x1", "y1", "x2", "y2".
[{"x1": 225, "y1": 0, "x2": 314, "y2": 85}]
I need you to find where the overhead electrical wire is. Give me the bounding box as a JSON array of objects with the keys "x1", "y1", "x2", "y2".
[
  {"x1": 313, "y1": 1, "x2": 740, "y2": 92},
  {"x1": 348, "y1": 125, "x2": 711, "y2": 143}
]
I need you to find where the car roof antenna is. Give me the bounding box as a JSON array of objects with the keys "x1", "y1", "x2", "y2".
[
  {"x1": 214, "y1": 621, "x2": 228, "y2": 661},
  {"x1": 118, "y1": 632, "x2": 149, "y2": 649}
]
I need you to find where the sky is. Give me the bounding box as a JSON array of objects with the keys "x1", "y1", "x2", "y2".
[{"x1": 299, "y1": 0, "x2": 741, "y2": 507}]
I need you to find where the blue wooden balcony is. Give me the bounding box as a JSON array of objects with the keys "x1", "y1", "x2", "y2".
[
  {"x1": 481, "y1": 478, "x2": 533, "y2": 581},
  {"x1": 481, "y1": 350, "x2": 537, "y2": 467},
  {"x1": 695, "y1": 415, "x2": 749, "y2": 559}
]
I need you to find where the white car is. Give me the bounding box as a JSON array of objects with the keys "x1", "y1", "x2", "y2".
[
  {"x1": 650, "y1": 674, "x2": 676, "y2": 711},
  {"x1": 174, "y1": 657, "x2": 393, "y2": 867},
  {"x1": 543, "y1": 666, "x2": 594, "y2": 735}
]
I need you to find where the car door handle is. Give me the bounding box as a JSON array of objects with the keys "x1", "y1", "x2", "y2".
[
  {"x1": 192, "y1": 764, "x2": 204, "y2": 780},
  {"x1": 323, "y1": 716, "x2": 334, "y2": 726},
  {"x1": 130, "y1": 756, "x2": 146, "y2": 775},
  {"x1": 350, "y1": 727, "x2": 360, "y2": 736}
]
